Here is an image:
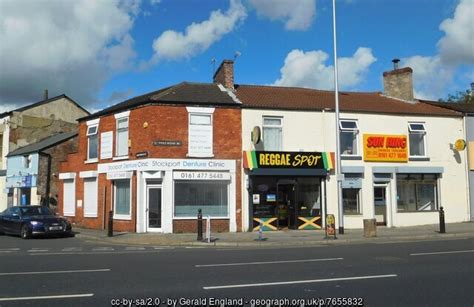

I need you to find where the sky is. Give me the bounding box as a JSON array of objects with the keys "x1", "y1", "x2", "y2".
[{"x1": 0, "y1": 0, "x2": 473, "y2": 113}]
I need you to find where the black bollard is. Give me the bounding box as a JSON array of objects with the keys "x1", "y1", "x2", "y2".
[
  {"x1": 107, "y1": 210, "x2": 114, "y2": 237},
  {"x1": 439, "y1": 206, "x2": 446, "y2": 234},
  {"x1": 197, "y1": 209, "x2": 203, "y2": 241}
]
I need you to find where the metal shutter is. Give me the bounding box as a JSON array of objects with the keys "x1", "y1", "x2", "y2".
[
  {"x1": 83, "y1": 178, "x2": 98, "y2": 217},
  {"x1": 63, "y1": 179, "x2": 75, "y2": 216}
]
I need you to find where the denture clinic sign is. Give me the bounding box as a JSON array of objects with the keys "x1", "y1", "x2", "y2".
[{"x1": 363, "y1": 134, "x2": 408, "y2": 162}]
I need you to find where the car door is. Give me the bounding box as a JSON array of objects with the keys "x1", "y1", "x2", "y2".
[
  {"x1": 0, "y1": 208, "x2": 14, "y2": 233},
  {"x1": 9, "y1": 207, "x2": 22, "y2": 234}
]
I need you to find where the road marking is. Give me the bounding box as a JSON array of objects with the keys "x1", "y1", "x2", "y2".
[
  {"x1": 0, "y1": 293, "x2": 94, "y2": 302},
  {"x1": 125, "y1": 246, "x2": 146, "y2": 251},
  {"x1": 153, "y1": 246, "x2": 174, "y2": 250},
  {"x1": 27, "y1": 249, "x2": 50, "y2": 252},
  {"x1": 410, "y1": 249, "x2": 474, "y2": 256},
  {"x1": 0, "y1": 251, "x2": 15, "y2": 254},
  {"x1": 31, "y1": 250, "x2": 164, "y2": 256},
  {"x1": 92, "y1": 247, "x2": 114, "y2": 251},
  {"x1": 203, "y1": 274, "x2": 398, "y2": 290},
  {"x1": 62, "y1": 247, "x2": 83, "y2": 251},
  {"x1": 0, "y1": 248, "x2": 20, "y2": 251},
  {"x1": 0, "y1": 269, "x2": 110, "y2": 276},
  {"x1": 196, "y1": 258, "x2": 343, "y2": 268}
]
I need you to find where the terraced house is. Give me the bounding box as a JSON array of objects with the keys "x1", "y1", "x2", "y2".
[{"x1": 59, "y1": 60, "x2": 471, "y2": 233}]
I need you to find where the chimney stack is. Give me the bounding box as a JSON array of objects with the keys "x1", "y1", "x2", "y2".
[
  {"x1": 383, "y1": 59, "x2": 414, "y2": 101},
  {"x1": 44, "y1": 89, "x2": 48, "y2": 100},
  {"x1": 213, "y1": 60, "x2": 234, "y2": 90}
]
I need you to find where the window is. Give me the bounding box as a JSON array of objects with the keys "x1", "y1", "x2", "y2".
[
  {"x1": 114, "y1": 180, "x2": 131, "y2": 219},
  {"x1": 339, "y1": 120, "x2": 359, "y2": 155},
  {"x1": 87, "y1": 124, "x2": 98, "y2": 161},
  {"x1": 116, "y1": 117, "x2": 129, "y2": 157},
  {"x1": 188, "y1": 112, "x2": 213, "y2": 157},
  {"x1": 343, "y1": 189, "x2": 361, "y2": 214},
  {"x1": 63, "y1": 179, "x2": 76, "y2": 216},
  {"x1": 174, "y1": 181, "x2": 228, "y2": 217},
  {"x1": 83, "y1": 178, "x2": 98, "y2": 217},
  {"x1": 408, "y1": 122, "x2": 426, "y2": 157},
  {"x1": 397, "y1": 174, "x2": 438, "y2": 212},
  {"x1": 23, "y1": 155, "x2": 32, "y2": 168},
  {"x1": 263, "y1": 116, "x2": 282, "y2": 151}
]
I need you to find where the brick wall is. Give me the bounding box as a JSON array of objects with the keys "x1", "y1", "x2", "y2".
[
  {"x1": 173, "y1": 219, "x2": 229, "y2": 233},
  {"x1": 59, "y1": 104, "x2": 242, "y2": 233}
]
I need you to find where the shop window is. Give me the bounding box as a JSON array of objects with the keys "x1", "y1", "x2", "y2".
[
  {"x1": 408, "y1": 122, "x2": 426, "y2": 157},
  {"x1": 114, "y1": 180, "x2": 131, "y2": 219},
  {"x1": 296, "y1": 178, "x2": 321, "y2": 217},
  {"x1": 83, "y1": 178, "x2": 98, "y2": 217},
  {"x1": 86, "y1": 124, "x2": 99, "y2": 161},
  {"x1": 188, "y1": 113, "x2": 213, "y2": 157},
  {"x1": 263, "y1": 116, "x2": 282, "y2": 151},
  {"x1": 343, "y1": 189, "x2": 361, "y2": 214},
  {"x1": 174, "y1": 181, "x2": 228, "y2": 217},
  {"x1": 339, "y1": 120, "x2": 359, "y2": 155},
  {"x1": 396, "y1": 174, "x2": 438, "y2": 212}
]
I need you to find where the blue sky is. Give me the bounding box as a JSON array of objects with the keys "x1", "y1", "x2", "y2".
[{"x1": 0, "y1": 0, "x2": 473, "y2": 113}]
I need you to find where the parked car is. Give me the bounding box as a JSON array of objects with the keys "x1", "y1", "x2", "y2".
[{"x1": 0, "y1": 206, "x2": 72, "y2": 239}]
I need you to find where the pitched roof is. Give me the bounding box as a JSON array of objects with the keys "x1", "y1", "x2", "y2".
[
  {"x1": 81, "y1": 82, "x2": 238, "y2": 120},
  {"x1": 0, "y1": 94, "x2": 89, "y2": 118},
  {"x1": 421, "y1": 101, "x2": 474, "y2": 114},
  {"x1": 7, "y1": 131, "x2": 78, "y2": 157},
  {"x1": 235, "y1": 84, "x2": 461, "y2": 117}
]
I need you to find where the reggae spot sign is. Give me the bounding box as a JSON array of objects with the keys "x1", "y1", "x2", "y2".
[{"x1": 243, "y1": 151, "x2": 335, "y2": 170}]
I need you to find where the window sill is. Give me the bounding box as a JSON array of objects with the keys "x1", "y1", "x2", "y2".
[
  {"x1": 113, "y1": 156, "x2": 129, "y2": 161},
  {"x1": 396, "y1": 210, "x2": 438, "y2": 213},
  {"x1": 341, "y1": 155, "x2": 362, "y2": 160},
  {"x1": 186, "y1": 154, "x2": 215, "y2": 158},
  {"x1": 83, "y1": 215, "x2": 98, "y2": 218},
  {"x1": 85, "y1": 159, "x2": 99, "y2": 164},
  {"x1": 408, "y1": 156, "x2": 430, "y2": 161},
  {"x1": 344, "y1": 213, "x2": 363, "y2": 216},
  {"x1": 113, "y1": 215, "x2": 132, "y2": 220}
]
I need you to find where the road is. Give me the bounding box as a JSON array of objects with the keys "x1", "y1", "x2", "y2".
[{"x1": 0, "y1": 234, "x2": 473, "y2": 307}]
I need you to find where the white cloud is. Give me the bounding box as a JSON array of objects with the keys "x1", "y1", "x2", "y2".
[
  {"x1": 402, "y1": 55, "x2": 454, "y2": 100},
  {"x1": 0, "y1": 0, "x2": 139, "y2": 108},
  {"x1": 274, "y1": 47, "x2": 376, "y2": 90},
  {"x1": 150, "y1": 0, "x2": 246, "y2": 62},
  {"x1": 249, "y1": 0, "x2": 315, "y2": 31},
  {"x1": 437, "y1": 0, "x2": 474, "y2": 65}
]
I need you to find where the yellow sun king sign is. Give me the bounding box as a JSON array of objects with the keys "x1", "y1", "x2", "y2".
[{"x1": 363, "y1": 134, "x2": 408, "y2": 162}]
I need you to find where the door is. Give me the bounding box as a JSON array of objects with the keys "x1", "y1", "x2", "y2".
[
  {"x1": 277, "y1": 180, "x2": 296, "y2": 229},
  {"x1": 374, "y1": 185, "x2": 387, "y2": 225},
  {"x1": 147, "y1": 185, "x2": 162, "y2": 231}
]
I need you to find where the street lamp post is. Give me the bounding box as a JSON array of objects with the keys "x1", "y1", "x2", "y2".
[{"x1": 332, "y1": 0, "x2": 344, "y2": 234}]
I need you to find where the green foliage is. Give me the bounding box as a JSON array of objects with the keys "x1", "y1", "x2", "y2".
[{"x1": 439, "y1": 90, "x2": 473, "y2": 103}]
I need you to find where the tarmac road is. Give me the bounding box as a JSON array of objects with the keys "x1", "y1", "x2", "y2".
[{"x1": 0, "y1": 234, "x2": 473, "y2": 307}]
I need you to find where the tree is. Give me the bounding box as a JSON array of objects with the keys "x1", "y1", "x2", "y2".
[{"x1": 439, "y1": 89, "x2": 473, "y2": 104}]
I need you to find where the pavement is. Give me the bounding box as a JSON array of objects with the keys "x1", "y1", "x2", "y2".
[{"x1": 74, "y1": 221, "x2": 474, "y2": 247}]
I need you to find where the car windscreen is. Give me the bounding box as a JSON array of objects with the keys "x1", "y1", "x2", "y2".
[{"x1": 20, "y1": 206, "x2": 53, "y2": 216}]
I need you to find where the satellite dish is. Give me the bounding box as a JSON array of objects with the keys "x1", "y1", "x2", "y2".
[{"x1": 251, "y1": 126, "x2": 261, "y2": 145}]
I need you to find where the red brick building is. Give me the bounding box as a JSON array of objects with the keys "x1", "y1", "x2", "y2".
[{"x1": 59, "y1": 63, "x2": 242, "y2": 233}]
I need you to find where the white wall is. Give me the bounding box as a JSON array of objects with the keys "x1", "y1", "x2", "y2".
[{"x1": 242, "y1": 109, "x2": 469, "y2": 230}]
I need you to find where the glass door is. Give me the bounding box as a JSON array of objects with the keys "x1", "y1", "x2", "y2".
[{"x1": 147, "y1": 185, "x2": 162, "y2": 231}]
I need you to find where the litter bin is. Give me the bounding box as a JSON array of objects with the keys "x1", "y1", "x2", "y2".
[{"x1": 363, "y1": 219, "x2": 377, "y2": 237}]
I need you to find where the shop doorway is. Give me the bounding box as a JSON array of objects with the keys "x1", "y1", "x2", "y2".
[
  {"x1": 374, "y1": 184, "x2": 387, "y2": 225},
  {"x1": 277, "y1": 180, "x2": 296, "y2": 229},
  {"x1": 146, "y1": 185, "x2": 162, "y2": 232}
]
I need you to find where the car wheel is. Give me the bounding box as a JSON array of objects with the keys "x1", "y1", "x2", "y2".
[{"x1": 21, "y1": 225, "x2": 31, "y2": 239}]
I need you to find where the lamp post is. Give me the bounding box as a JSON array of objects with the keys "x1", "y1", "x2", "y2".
[{"x1": 332, "y1": 0, "x2": 344, "y2": 234}]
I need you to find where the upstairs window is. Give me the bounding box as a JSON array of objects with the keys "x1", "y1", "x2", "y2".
[
  {"x1": 23, "y1": 155, "x2": 32, "y2": 169},
  {"x1": 263, "y1": 116, "x2": 282, "y2": 151},
  {"x1": 339, "y1": 120, "x2": 359, "y2": 155},
  {"x1": 116, "y1": 117, "x2": 129, "y2": 157},
  {"x1": 408, "y1": 122, "x2": 426, "y2": 157},
  {"x1": 86, "y1": 124, "x2": 98, "y2": 161}
]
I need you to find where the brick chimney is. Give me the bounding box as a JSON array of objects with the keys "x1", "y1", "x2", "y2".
[
  {"x1": 213, "y1": 60, "x2": 234, "y2": 90},
  {"x1": 383, "y1": 59, "x2": 414, "y2": 101}
]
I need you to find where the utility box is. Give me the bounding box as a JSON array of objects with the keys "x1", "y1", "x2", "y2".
[{"x1": 363, "y1": 219, "x2": 377, "y2": 237}]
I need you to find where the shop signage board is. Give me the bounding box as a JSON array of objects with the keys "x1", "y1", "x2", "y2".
[
  {"x1": 243, "y1": 151, "x2": 335, "y2": 170},
  {"x1": 325, "y1": 214, "x2": 336, "y2": 239},
  {"x1": 363, "y1": 134, "x2": 408, "y2": 162},
  {"x1": 98, "y1": 158, "x2": 236, "y2": 173},
  {"x1": 100, "y1": 131, "x2": 113, "y2": 159},
  {"x1": 173, "y1": 171, "x2": 230, "y2": 180}
]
